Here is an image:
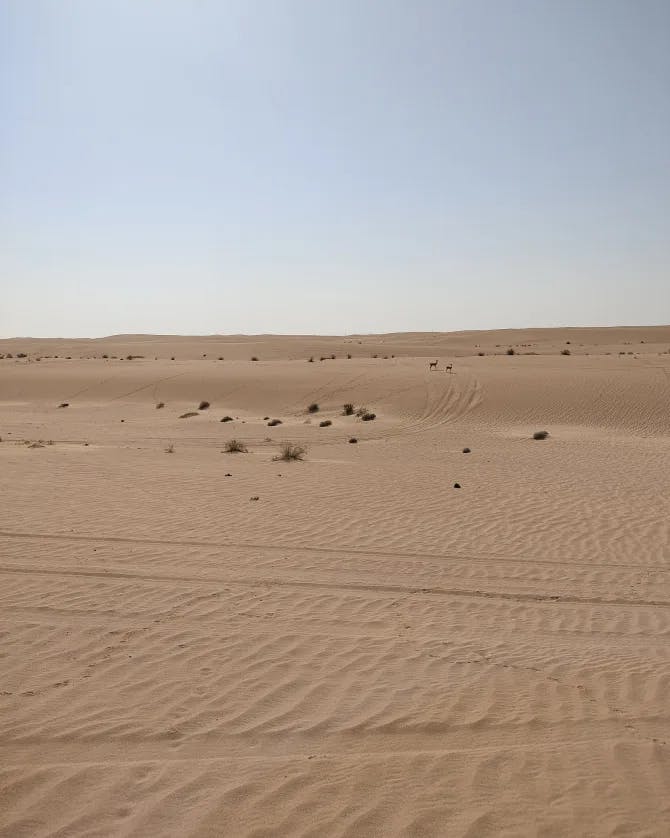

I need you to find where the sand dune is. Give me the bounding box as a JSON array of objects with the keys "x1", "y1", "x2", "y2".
[{"x1": 1, "y1": 328, "x2": 669, "y2": 836}]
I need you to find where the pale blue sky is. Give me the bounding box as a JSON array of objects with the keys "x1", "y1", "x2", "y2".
[{"x1": 2, "y1": 0, "x2": 669, "y2": 337}]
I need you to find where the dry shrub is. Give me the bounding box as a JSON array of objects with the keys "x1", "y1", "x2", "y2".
[
  {"x1": 179, "y1": 411, "x2": 199, "y2": 419},
  {"x1": 319, "y1": 419, "x2": 332, "y2": 427},
  {"x1": 198, "y1": 400, "x2": 210, "y2": 410},
  {"x1": 533, "y1": 430, "x2": 549, "y2": 440},
  {"x1": 224, "y1": 439, "x2": 248, "y2": 453}
]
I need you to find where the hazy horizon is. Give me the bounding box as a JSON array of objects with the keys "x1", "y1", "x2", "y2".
[{"x1": 2, "y1": 1, "x2": 669, "y2": 338}]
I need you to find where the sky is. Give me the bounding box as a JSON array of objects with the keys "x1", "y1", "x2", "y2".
[{"x1": 1, "y1": 0, "x2": 669, "y2": 338}]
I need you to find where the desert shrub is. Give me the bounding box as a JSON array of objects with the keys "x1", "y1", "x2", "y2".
[
  {"x1": 372, "y1": 353, "x2": 378, "y2": 358},
  {"x1": 307, "y1": 403, "x2": 319, "y2": 413},
  {"x1": 165, "y1": 443, "x2": 175, "y2": 453},
  {"x1": 220, "y1": 416, "x2": 233, "y2": 422},
  {"x1": 156, "y1": 402, "x2": 165, "y2": 409},
  {"x1": 308, "y1": 356, "x2": 314, "y2": 362},
  {"x1": 506, "y1": 347, "x2": 515, "y2": 355},
  {"x1": 361, "y1": 412, "x2": 376, "y2": 421},
  {"x1": 355, "y1": 406, "x2": 368, "y2": 417},
  {"x1": 218, "y1": 356, "x2": 224, "y2": 361},
  {"x1": 319, "y1": 356, "x2": 326, "y2": 361},
  {"x1": 171, "y1": 356, "x2": 175, "y2": 360},
  {"x1": 560, "y1": 349, "x2": 571, "y2": 355},
  {"x1": 58, "y1": 402, "x2": 69, "y2": 408},
  {"x1": 319, "y1": 419, "x2": 332, "y2": 427},
  {"x1": 347, "y1": 353, "x2": 352, "y2": 359},
  {"x1": 274, "y1": 442, "x2": 305, "y2": 461},
  {"x1": 251, "y1": 356, "x2": 259, "y2": 361},
  {"x1": 17, "y1": 352, "x2": 27, "y2": 358},
  {"x1": 330, "y1": 354, "x2": 336, "y2": 360},
  {"x1": 478, "y1": 351, "x2": 485, "y2": 356},
  {"x1": 533, "y1": 430, "x2": 549, "y2": 440},
  {"x1": 268, "y1": 418, "x2": 282, "y2": 426},
  {"x1": 462, "y1": 447, "x2": 471, "y2": 453},
  {"x1": 179, "y1": 411, "x2": 199, "y2": 419},
  {"x1": 198, "y1": 400, "x2": 210, "y2": 410},
  {"x1": 343, "y1": 403, "x2": 354, "y2": 415},
  {"x1": 224, "y1": 439, "x2": 248, "y2": 453},
  {"x1": 349, "y1": 437, "x2": 358, "y2": 444},
  {"x1": 102, "y1": 354, "x2": 108, "y2": 359},
  {"x1": 126, "y1": 354, "x2": 144, "y2": 360},
  {"x1": 6, "y1": 353, "x2": 13, "y2": 358}
]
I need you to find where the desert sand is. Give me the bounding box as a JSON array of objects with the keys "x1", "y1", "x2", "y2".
[{"x1": 1, "y1": 326, "x2": 669, "y2": 837}]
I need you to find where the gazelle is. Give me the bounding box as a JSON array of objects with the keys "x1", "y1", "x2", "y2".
[
  {"x1": 429, "y1": 360, "x2": 438, "y2": 371},
  {"x1": 445, "y1": 363, "x2": 453, "y2": 373}
]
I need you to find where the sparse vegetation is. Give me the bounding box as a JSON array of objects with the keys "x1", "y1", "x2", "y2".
[
  {"x1": 533, "y1": 430, "x2": 549, "y2": 440},
  {"x1": 478, "y1": 351, "x2": 485, "y2": 356},
  {"x1": 343, "y1": 403, "x2": 354, "y2": 415},
  {"x1": 319, "y1": 419, "x2": 332, "y2": 427},
  {"x1": 347, "y1": 353, "x2": 352, "y2": 359},
  {"x1": 355, "y1": 406, "x2": 368, "y2": 417},
  {"x1": 308, "y1": 356, "x2": 314, "y2": 362},
  {"x1": 349, "y1": 437, "x2": 358, "y2": 444},
  {"x1": 58, "y1": 402, "x2": 69, "y2": 408},
  {"x1": 462, "y1": 447, "x2": 471, "y2": 453},
  {"x1": 17, "y1": 352, "x2": 27, "y2": 358},
  {"x1": 165, "y1": 443, "x2": 175, "y2": 453},
  {"x1": 506, "y1": 347, "x2": 515, "y2": 355},
  {"x1": 268, "y1": 418, "x2": 282, "y2": 426},
  {"x1": 307, "y1": 403, "x2": 319, "y2": 413},
  {"x1": 179, "y1": 411, "x2": 199, "y2": 419},
  {"x1": 560, "y1": 349, "x2": 571, "y2": 355},
  {"x1": 220, "y1": 416, "x2": 233, "y2": 422},
  {"x1": 126, "y1": 354, "x2": 144, "y2": 360},
  {"x1": 251, "y1": 356, "x2": 259, "y2": 362},
  {"x1": 274, "y1": 442, "x2": 306, "y2": 461},
  {"x1": 198, "y1": 401, "x2": 210, "y2": 410},
  {"x1": 224, "y1": 439, "x2": 248, "y2": 453},
  {"x1": 361, "y1": 412, "x2": 376, "y2": 421},
  {"x1": 156, "y1": 402, "x2": 165, "y2": 409}
]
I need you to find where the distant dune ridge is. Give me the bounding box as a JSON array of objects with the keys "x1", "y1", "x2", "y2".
[{"x1": 1, "y1": 327, "x2": 669, "y2": 837}]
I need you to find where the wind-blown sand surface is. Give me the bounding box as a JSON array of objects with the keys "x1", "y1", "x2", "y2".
[{"x1": 1, "y1": 326, "x2": 669, "y2": 837}]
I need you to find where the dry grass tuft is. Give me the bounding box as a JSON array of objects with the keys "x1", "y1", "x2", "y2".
[
  {"x1": 179, "y1": 411, "x2": 199, "y2": 419},
  {"x1": 274, "y1": 442, "x2": 306, "y2": 461},
  {"x1": 198, "y1": 400, "x2": 210, "y2": 410},
  {"x1": 533, "y1": 430, "x2": 549, "y2": 440},
  {"x1": 224, "y1": 439, "x2": 248, "y2": 453},
  {"x1": 319, "y1": 419, "x2": 332, "y2": 427}
]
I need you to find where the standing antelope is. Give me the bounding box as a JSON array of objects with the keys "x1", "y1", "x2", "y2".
[
  {"x1": 445, "y1": 363, "x2": 453, "y2": 373},
  {"x1": 429, "y1": 360, "x2": 438, "y2": 371}
]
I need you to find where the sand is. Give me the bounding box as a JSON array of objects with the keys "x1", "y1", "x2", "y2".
[{"x1": 1, "y1": 326, "x2": 669, "y2": 837}]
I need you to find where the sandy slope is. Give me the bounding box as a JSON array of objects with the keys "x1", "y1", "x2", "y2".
[{"x1": 1, "y1": 327, "x2": 669, "y2": 837}]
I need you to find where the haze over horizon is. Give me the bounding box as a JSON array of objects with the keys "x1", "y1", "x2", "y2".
[{"x1": 2, "y1": 0, "x2": 669, "y2": 338}]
